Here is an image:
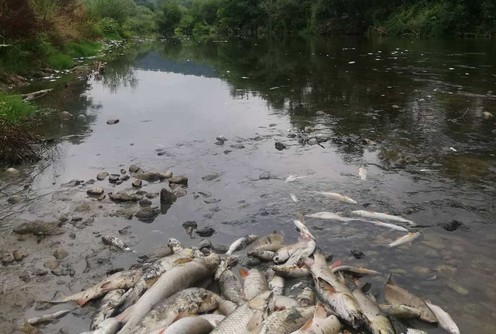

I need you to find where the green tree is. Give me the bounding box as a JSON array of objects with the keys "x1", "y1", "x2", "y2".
[{"x1": 156, "y1": 0, "x2": 183, "y2": 36}]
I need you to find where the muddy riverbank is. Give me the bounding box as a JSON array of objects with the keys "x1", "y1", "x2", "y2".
[{"x1": 1, "y1": 37, "x2": 495, "y2": 333}]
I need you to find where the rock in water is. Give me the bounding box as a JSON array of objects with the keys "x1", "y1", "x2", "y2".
[
  {"x1": 87, "y1": 187, "x2": 104, "y2": 196},
  {"x1": 108, "y1": 174, "x2": 120, "y2": 184},
  {"x1": 13, "y1": 220, "x2": 64, "y2": 236},
  {"x1": 132, "y1": 179, "x2": 142, "y2": 188},
  {"x1": 169, "y1": 176, "x2": 188, "y2": 186},
  {"x1": 96, "y1": 172, "x2": 109, "y2": 181},
  {"x1": 129, "y1": 164, "x2": 141, "y2": 173},
  {"x1": 202, "y1": 173, "x2": 219, "y2": 181},
  {"x1": 195, "y1": 227, "x2": 215, "y2": 237},
  {"x1": 160, "y1": 187, "x2": 177, "y2": 205},
  {"x1": 135, "y1": 208, "x2": 159, "y2": 222},
  {"x1": 275, "y1": 142, "x2": 286, "y2": 150},
  {"x1": 106, "y1": 119, "x2": 119, "y2": 125}
]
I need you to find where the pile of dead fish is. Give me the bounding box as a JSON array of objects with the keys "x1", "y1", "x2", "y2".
[{"x1": 30, "y1": 214, "x2": 460, "y2": 334}]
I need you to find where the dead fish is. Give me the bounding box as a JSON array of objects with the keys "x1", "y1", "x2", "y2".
[
  {"x1": 358, "y1": 167, "x2": 367, "y2": 180},
  {"x1": 273, "y1": 240, "x2": 315, "y2": 264},
  {"x1": 102, "y1": 236, "x2": 132, "y2": 252},
  {"x1": 290, "y1": 193, "x2": 298, "y2": 203},
  {"x1": 27, "y1": 309, "x2": 72, "y2": 325},
  {"x1": 211, "y1": 291, "x2": 273, "y2": 334},
  {"x1": 219, "y1": 269, "x2": 246, "y2": 305},
  {"x1": 142, "y1": 248, "x2": 195, "y2": 283},
  {"x1": 259, "y1": 306, "x2": 315, "y2": 334},
  {"x1": 148, "y1": 316, "x2": 214, "y2": 334},
  {"x1": 294, "y1": 213, "x2": 315, "y2": 240},
  {"x1": 49, "y1": 269, "x2": 142, "y2": 305},
  {"x1": 331, "y1": 266, "x2": 381, "y2": 277},
  {"x1": 305, "y1": 212, "x2": 356, "y2": 222},
  {"x1": 268, "y1": 275, "x2": 285, "y2": 296},
  {"x1": 291, "y1": 302, "x2": 341, "y2": 334},
  {"x1": 352, "y1": 282, "x2": 394, "y2": 334},
  {"x1": 379, "y1": 304, "x2": 421, "y2": 319},
  {"x1": 425, "y1": 301, "x2": 460, "y2": 334},
  {"x1": 388, "y1": 232, "x2": 421, "y2": 248},
  {"x1": 296, "y1": 288, "x2": 315, "y2": 307},
  {"x1": 285, "y1": 175, "x2": 307, "y2": 183},
  {"x1": 314, "y1": 192, "x2": 357, "y2": 204},
  {"x1": 91, "y1": 289, "x2": 125, "y2": 329},
  {"x1": 274, "y1": 295, "x2": 299, "y2": 310},
  {"x1": 128, "y1": 288, "x2": 224, "y2": 334},
  {"x1": 240, "y1": 268, "x2": 269, "y2": 300},
  {"x1": 199, "y1": 314, "x2": 225, "y2": 327},
  {"x1": 351, "y1": 210, "x2": 416, "y2": 226},
  {"x1": 384, "y1": 274, "x2": 437, "y2": 323},
  {"x1": 214, "y1": 256, "x2": 239, "y2": 281},
  {"x1": 226, "y1": 234, "x2": 258, "y2": 255},
  {"x1": 306, "y1": 251, "x2": 364, "y2": 329},
  {"x1": 117, "y1": 254, "x2": 220, "y2": 334},
  {"x1": 272, "y1": 264, "x2": 310, "y2": 278},
  {"x1": 81, "y1": 318, "x2": 121, "y2": 334},
  {"x1": 248, "y1": 250, "x2": 275, "y2": 261},
  {"x1": 370, "y1": 220, "x2": 409, "y2": 232},
  {"x1": 168, "y1": 238, "x2": 185, "y2": 253},
  {"x1": 249, "y1": 232, "x2": 284, "y2": 252}
]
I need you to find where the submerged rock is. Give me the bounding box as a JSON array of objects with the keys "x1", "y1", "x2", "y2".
[
  {"x1": 129, "y1": 164, "x2": 141, "y2": 173},
  {"x1": 135, "y1": 207, "x2": 160, "y2": 222},
  {"x1": 169, "y1": 175, "x2": 188, "y2": 186},
  {"x1": 202, "y1": 173, "x2": 219, "y2": 181},
  {"x1": 109, "y1": 174, "x2": 120, "y2": 184},
  {"x1": 13, "y1": 220, "x2": 64, "y2": 236},
  {"x1": 275, "y1": 142, "x2": 286, "y2": 150},
  {"x1": 106, "y1": 119, "x2": 119, "y2": 125},
  {"x1": 195, "y1": 227, "x2": 215, "y2": 237},
  {"x1": 87, "y1": 187, "x2": 104, "y2": 196}
]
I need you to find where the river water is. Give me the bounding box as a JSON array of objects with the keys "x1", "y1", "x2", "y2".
[{"x1": 1, "y1": 37, "x2": 495, "y2": 333}]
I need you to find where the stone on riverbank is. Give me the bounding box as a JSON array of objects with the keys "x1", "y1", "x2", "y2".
[
  {"x1": 87, "y1": 187, "x2": 104, "y2": 196},
  {"x1": 96, "y1": 172, "x2": 109, "y2": 181},
  {"x1": 106, "y1": 119, "x2": 119, "y2": 125},
  {"x1": 160, "y1": 187, "x2": 177, "y2": 205},
  {"x1": 13, "y1": 220, "x2": 64, "y2": 236},
  {"x1": 169, "y1": 175, "x2": 188, "y2": 186}
]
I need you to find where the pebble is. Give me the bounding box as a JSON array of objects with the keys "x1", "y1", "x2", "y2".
[
  {"x1": 307, "y1": 138, "x2": 318, "y2": 145},
  {"x1": 162, "y1": 170, "x2": 173, "y2": 178},
  {"x1": 120, "y1": 174, "x2": 130, "y2": 181},
  {"x1": 5, "y1": 167, "x2": 20, "y2": 176},
  {"x1": 53, "y1": 249, "x2": 68, "y2": 260},
  {"x1": 160, "y1": 187, "x2": 177, "y2": 205},
  {"x1": 13, "y1": 249, "x2": 28, "y2": 261},
  {"x1": 169, "y1": 175, "x2": 188, "y2": 186},
  {"x1": 7, "y1": 195, "x2": 22, "y2": 204},
  {"x1": 132, "y1": 179, "x2": 142, "y2": 188},
  {"x1": 109, "y1": 174, "x2": 120, "y2": 183},
  {"x1": 129, "y1": 164, "x2": 141, "y2": 173},
  {"x1": 44, "y1": 259, "x2": 60, "y2": 270},
  {"x1": 106, "y1": 119, "x2": 119, "y2": 125},
  {"x1": 202, "y1": 173, "x2": 219, "y2": 181},
  {"x1": 1, "y1": 252, "x2": 15, "y2": 264},
  {"x1": 139, "y1": 199, "x2": 152, "y2": 207},
  {"x1": 135, "y1": 208, "x2": 159, "y2": 222},
  {"x1": 275, "y1": 142, "x2": 286, "y2": 150},
  {"x1": 146, "y1": 192, "x2": 159, "y2": 199},
  {"x1": 96, "y1": 172, "x2": 109, "y2": 181},
  {"x1": 230, "y1": 144, "x2": 245, "y2": 149},
  {"x1": 174, "y1": 188, "x2": 187, "y2": 197},
  {"x1": 195, "y1": 227, "x2": 215, "y2": 237}
]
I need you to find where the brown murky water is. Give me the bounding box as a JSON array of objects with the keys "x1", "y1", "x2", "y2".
[{"x1": 1, "y1": 37, "x2": 495, "y2": 333}]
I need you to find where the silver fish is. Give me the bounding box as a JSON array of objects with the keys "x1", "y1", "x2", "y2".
[
  {"x1": 274, "y1": 240, "x2": 315, "y2": 264},
  {"x1": 27, "y1": 309, "x2": 72, "y2": 325},
  {"x1": 305, "y1": 212, "x2": 356, "y2": 222},
  {"x1": 102, "y1": 236, "x2": 132, "y2": 252},
  {"x1": 259, "y1": 306, "x2": 315, "y2": 334},
  {"x1": 352, "y1": 284, "x2": 394, "y2": 334},
  {"x1": 219, "y1": 269, "x2": 246, "y2": 305},
  {"x1": 249, "y1": 232, "x2": 284, "y2": 252},
  {"x1": 128, "y1": 288, "x2": 224, "y2": 334},
  {"x1": 351, "y1": 210, "x2": 416, "y2": 226},
  {"x1": 274, "y1": 295, "x2": 299, "y2": 310},
  {"x1": 306, "y1": 251, "x2": 364, "y2": 329},
  {"x1": 240, "y1": 268, "x2": 269, "y2": 300},
  {"x1": 285, "y1": 175, "x2": 307, "y2": 183},
  {"x1": 384, "y1": 274, "x2": 437, "y2": 323},
  {"x1": 358, "y1": 167, "x2": 367, "y2": 181},
  {"x1": 248, "y1": 250, "x2": 275, "y2": 261},
  {"x1": 268, "y1": 275, "x2": 285, "y2": 296},
  {"x1": 425, "y1": 301, "x2": 460, "y2": 334},
  {"x1": 81, "y1": 318, "x2": 121, "y2": 334},
  {"x1": 226, "y1": 235, "x2": 258, "y2": 255},
  {"x1": 294, "y1": 213, "x2": 315, "y2": 240},
  {"x1": 290, "y1": 302, "x2": 341, "y2": 334},
  {"x1": 211, "y1": 291, "x2": 273, "y2": 334},
  {"x1": 50, "y1": 269, "x2": 142, "y2": 306},
  {"x1": 379, "y1": 304, "x2": 421, "y2": 319},
  {"x1": 314, "y1": 192, "x2": 357, "y2": 204},
  {"x1": 91, "y1": 289, "x2": 125, "y2": 329},
  {"x1": 148, "y1": 316, "x2": 214, "y2": 334},
  {"x1": 388, "y1": 232, "x2": 421, "y2": 248},
  {"x1": 331, "y1": 266, "x2": 381, "y2": 277},
  {"x1": 272, "y1": 264, "x2": 310, "y2": 278},
  {"x1": 290, "y1": 193, "x2": 299, "y2": 203},
  {"x1": 370, "y1": 220, "x2": 409, "y2": 232},
  {"x1": 117, "y1": 254, "x2": 220, "y2": 333}
]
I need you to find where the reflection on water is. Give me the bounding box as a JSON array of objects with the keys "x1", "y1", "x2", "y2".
[{"x1": 1, "y1": 37, "x2": 496, "y2": 333}]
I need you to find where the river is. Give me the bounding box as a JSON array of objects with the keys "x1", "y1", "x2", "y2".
[{"x1": 0, "y1": 37, "x2": 495, "y2": 333}]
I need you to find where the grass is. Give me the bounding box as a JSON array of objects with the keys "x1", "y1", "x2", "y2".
[{"x1": 0, "y1": 91, "x2": 37, "y2": 124}]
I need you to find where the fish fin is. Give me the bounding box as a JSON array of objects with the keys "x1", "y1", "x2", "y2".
[
  {"x1": 315, "y1": 302, "x2": 327, "y2": 318},
  {"x1": 301, "y1": 318, "x2": 313, "y2": 330},
  {"x1": 246, "y1": 311, "x2": 263, "y2": 331},
  {"x1": 174, "y1": 258, "x2": 193, "y2": 265},
  {"x1": 239, "y1": 268, "x2": 249, "y2": 278},
  {"x1": 329, "y1": 259, "x2": 343, "y2": 269},
  {"x1": 385, "y1": 273, "x2": 394, "y2": 285},
  {"x1": 318, "y1": 278, "x2": 336, "y2": 294}
]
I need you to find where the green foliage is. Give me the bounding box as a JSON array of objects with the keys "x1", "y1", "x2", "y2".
[
  {"x1": 47, "y1": 53, "x2": 73, "y2": 69},
  {"x1": 86, "y1": 0, "x2": 136, "y2": 24},
  {"x1": 0, "y1": 91, "x2": 36, "y2": 124},
  {"x1": 95, "y1": 17, "x2": 122, "y2": 37},
  {"x1": 156, "y1": 1, "x2": 183, "y2": 36},
  {"x1": 124, "y1": 6, "x2": 158, "y2": 35}
]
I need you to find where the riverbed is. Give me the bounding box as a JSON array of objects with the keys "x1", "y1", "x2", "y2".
[{"x1": 0, "y1": 37, "x2": 495, "y2": 333}]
